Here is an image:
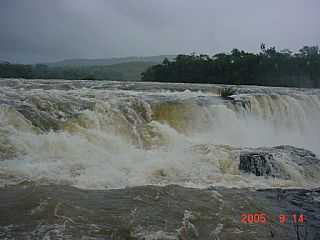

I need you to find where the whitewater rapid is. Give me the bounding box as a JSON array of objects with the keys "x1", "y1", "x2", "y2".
[{"x1": 0, "y1": 79, "x2": 320, "y2": 190}]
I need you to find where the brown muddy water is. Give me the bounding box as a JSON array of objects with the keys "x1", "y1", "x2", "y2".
[{"x1": 0, "y1": 79, "x2": 320, "y2": 239}]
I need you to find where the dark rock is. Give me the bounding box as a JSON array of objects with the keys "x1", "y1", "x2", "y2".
[
  {"x1": 239, "y1": 146, "x2": 320, "y2": 181},
  {"x1": 239, "y1": 151, "x2": 289, "y2": 179},
  {"x1": 274, "y1": 145, "x2": 318, "y2": 166},
  {"x1": 239, "y1": 152, "x2": 273, "y2": 177}
]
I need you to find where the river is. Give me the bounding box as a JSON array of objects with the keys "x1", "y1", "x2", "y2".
[{"x1": 0, "y1": 79, "x2": 319, "y2": 239}]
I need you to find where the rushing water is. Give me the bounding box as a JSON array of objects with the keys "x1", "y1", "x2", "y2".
[
  {"x1": 0, "y1": 79, "x2": 320, "y2": 190},
  {"x1": 1, "y1": 79, "x2": 320, "y2": 239}
]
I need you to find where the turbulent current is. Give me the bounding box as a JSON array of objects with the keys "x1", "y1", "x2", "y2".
[
  {"x1": 0, "y1": 79, "x2": 320, "y2": 190},
  {"x1": 1, "y1": 79, "x2": 320, "y2": 239}
]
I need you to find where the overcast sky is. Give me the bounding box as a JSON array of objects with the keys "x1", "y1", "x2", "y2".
[{"x1": 0, "y1": 0, "x2": 319, "y2": 63}]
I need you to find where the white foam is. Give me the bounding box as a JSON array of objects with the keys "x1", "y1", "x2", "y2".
[{"x1": 0, "y1": 83, "x2": 319, "y2": 190}]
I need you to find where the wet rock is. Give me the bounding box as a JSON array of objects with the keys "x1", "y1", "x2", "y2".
[
  {"x1": 274, "y1": 145, "x2": 318, "y2": 166},
  {"x1": 239, "y1": 152, "x2": 273, "y2": 177},
  {"x1": 239, "y1": 146, "x2": 320, "y2": 180}
]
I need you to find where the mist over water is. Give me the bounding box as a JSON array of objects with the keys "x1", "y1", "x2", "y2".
[{"x1": 0, "y1": 79, "x2": 320, "y2": 190}]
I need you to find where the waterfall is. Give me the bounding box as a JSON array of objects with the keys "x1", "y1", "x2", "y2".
[{"x1": 0, "y1": 79, "x2": 320, "y2": 189}]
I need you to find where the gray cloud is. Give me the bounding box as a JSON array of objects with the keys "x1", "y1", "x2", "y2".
[{"x1": 0, "y1": 0, "x2": 319, "y2": 63}]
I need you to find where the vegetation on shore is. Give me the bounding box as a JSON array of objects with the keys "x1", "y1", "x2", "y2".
[
  {"x1": 141, "y1": 44, "x2": 320, "y2": 88},
  {"x1": 0, "y1": 61, "x2": 154, "y2": 81},
  {"x1": 219, "y1": 87, "x2": 237, "y2": 98},
  {"x1": 1, "y1": 45, "x2": 320, "y2": 88}
]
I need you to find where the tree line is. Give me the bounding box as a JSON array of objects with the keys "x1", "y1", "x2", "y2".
[
  {"x1": 141, "y1": 45, "x2": 320, "y2": 88},
  {"x1": 0, "y1": 64, "x2": 122, "y2": 80},
  {"x1": 1, "y1": 45, "x2": 320, "y2": 88}
]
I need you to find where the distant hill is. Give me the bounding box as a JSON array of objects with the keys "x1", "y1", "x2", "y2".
[
  {"x1": 102, "y1": 61, "x2": 156, "y2": 81},
  {"x1": 43, "y1": 55, "x2": 176, "y2": 67},
  {"x1": 30, "y1": 61, "x2": 156, "y2": 81},
  {"x1": 1, "y1": 55, "x2": 175, "y2": 81}
]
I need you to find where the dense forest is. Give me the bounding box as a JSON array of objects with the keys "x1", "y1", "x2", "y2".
[
  {"x1": 1, "y1": 45, "x2": 320, "y2": 88},
  {"x1": 141, "y1": 45, "x2": 320, "y2": 88}
]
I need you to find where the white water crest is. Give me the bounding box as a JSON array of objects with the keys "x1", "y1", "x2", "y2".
[{"x1": 0, "y1": 79, "x2": 320, "y2": 189}]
